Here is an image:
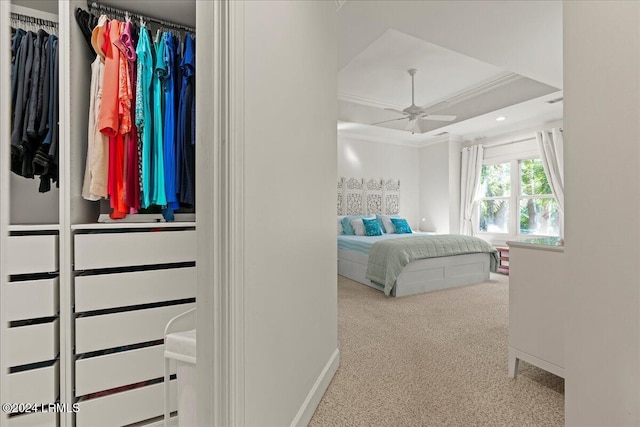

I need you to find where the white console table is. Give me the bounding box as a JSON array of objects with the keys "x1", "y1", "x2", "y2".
[{"x1": 507, "y1": 238, "x2": 565, "y2": 379}]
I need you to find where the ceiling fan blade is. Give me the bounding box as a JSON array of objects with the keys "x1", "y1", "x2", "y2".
[
  {"x1": 384, "y1": 108, "x2": 409, "y2": 116},
  {"x1": 371, "y1": 117, "x2": 408, "y2": 126},
  {"x1": 420, "y1": 114, "x2": 457, "y2": 122}
]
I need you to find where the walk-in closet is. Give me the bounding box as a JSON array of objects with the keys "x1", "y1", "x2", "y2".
[{"x1": 1, "y1": 1, "x2": 199, "y2": 426}]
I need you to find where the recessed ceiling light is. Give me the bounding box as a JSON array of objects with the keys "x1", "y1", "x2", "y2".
[{"x1": 496, "y1": 116, "x2": 506, "y2": 122}]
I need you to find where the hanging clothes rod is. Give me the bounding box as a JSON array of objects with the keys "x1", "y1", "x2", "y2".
[
  {"x1": 87, "y1": 1, "x2": 195, "y2": 33},
  {"x1": 10, "y1": 12, "x2": 58, "y2": 28}
]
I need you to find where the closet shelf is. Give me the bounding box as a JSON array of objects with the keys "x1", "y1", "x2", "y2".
[
  {"x1": 8, "y1": 224, "x2": 60, "y2": 232},
  {"x1": 71, "y1": 222, "x2": 196, "y2": 231}
]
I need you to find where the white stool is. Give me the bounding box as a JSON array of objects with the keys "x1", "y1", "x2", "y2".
[{"x1": 164, "y1": 308, "x2": 196, "y2": 427}]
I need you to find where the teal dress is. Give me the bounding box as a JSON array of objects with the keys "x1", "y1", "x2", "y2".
[
  {"x1": 135, "y1": 27, "x2": 153, "y2": 208},
  {"x1": 151, "y1": 33, "x2": 167, "y2": 206}
]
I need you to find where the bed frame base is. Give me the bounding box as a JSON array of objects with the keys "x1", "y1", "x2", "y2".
[{"x1": 338, "y1": 251, "x2": 491, "y2": 297}]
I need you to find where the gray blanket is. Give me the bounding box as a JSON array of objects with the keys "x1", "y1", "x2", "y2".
[{"x1": 366, "y1": 234, "x2": 499, "y2": 295}]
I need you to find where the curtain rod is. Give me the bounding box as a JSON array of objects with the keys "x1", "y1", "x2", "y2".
[
  {"x1": 483, "y1": 136, "x2": 536, "y2": 149},
  {"x1": 11, "y1": 12, "x2": 58, "y2": 28},
  {"x1": 87, "y1": 1, "x2": 195, "y2": 33},
  {"x1": 469, "y1": 128, "x2": 563, "y2": 150}
]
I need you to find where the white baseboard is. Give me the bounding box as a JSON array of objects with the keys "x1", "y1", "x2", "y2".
[{"x1": 289, "y1": 348, "x2": 340, "y2": 427}]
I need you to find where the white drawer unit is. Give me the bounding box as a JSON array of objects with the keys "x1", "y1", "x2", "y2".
[
  {"x1": 7, "y1": 361, "x2": 59, "y2": 404},
  {"x1": 75, "y1": 345, "x2": 176, "y2": 396},
  {"x1": 74, "y1": 230, "x2": 196, "y2": 270},
  {"x1": 6, "y1": 319, "x2": 59, "y2": 367},
  {"x1": 75, "y1": 303, "x2": 195, "y2": 354},
  {"x1": 7, "y1": 411, "x2": 57, "y2": 427},
  {"x1": 6, "y1": 235, "x2": 58, "y2": 275},
  {"x1": 507, "y1": 242, "x2": 565, "y2": 379},
  {"x1": 5, "y1": 278, "x2": 59, "y2": 321},
  {"x1": 75, "y1": 267, "x2": 196, "y2": 312},
  {"x1": 76, "y1": 380, "x2": 177, "y2": 427}
]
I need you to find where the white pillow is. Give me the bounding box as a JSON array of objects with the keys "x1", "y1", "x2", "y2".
[
  {"x1": 338, "y1": 216, "x2": 346, "y2": 235},
  {"x1": 351, "y1": 218, "x2": 365, "y2": 236},
  {"x1": 351, "y1": 217, "x2": 375, "y2": 236},
  {"x1": 378, "y1": 214, "x2": 398, "y2": 234}
]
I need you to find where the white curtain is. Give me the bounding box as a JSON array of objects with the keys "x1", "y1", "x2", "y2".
[
  {"x1": 536, "y1": 129, "x2": 564, "y2": 236},
  {"x1": 459, "y1": 145, "x2": 484, "y2": 236}
]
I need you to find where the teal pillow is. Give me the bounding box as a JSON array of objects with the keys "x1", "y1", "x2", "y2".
[
  {"x1": 390, "y1": 218, "x2": 412, "y2": 234},
  {"x1": 341, "y1": 215, "x2": 362, "y2": 235},
  {"x1": 362, "y1": 217, "x2": 383, "y2": 236}
]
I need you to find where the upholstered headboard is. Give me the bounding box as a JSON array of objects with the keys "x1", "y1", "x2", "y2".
[{"x1": 337, "y1": 178, "x2": 400, "y2": 216}]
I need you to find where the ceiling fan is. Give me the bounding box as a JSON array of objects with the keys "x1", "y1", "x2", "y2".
[{"x1": 372, "y1": 68, "x2": 457, "y2": 134}]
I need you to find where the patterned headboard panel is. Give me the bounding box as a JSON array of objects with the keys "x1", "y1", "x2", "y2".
[{"x1": 337, "y1": 178, "x2": 400, "y2": 215}]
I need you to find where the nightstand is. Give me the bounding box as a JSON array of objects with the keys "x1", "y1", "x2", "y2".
[{"x1": 495, "y1": 246, "x2": 509, "y2": 275}]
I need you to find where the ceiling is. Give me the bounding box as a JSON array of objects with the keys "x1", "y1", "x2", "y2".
[
  {"x1": 12, "y1": 0, "x2": 561, "y2": 143},
  {"x1": 338, "y1": 1, "x2": 563, "y2": 143}
]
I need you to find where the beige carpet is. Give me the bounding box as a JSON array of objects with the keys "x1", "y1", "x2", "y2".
[{"x1": 310, "y1": 274, "x2": 564, "y2": 427}]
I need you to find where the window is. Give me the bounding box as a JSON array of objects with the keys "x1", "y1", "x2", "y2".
[
  {"x1": 477, "y1": 158, "x2": 559, "y2": 237},
  {"x1": 478, "y1": 163, "x2": 510, "y2": 233},
  {"x1": 519, "y1": 159, "x2": 559, "y2": 236}
]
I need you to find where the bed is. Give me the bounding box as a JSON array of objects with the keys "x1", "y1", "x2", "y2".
[
  {"x1": 336, "y1": 177, "x2": 498, "y2": 296},
  {"x1": 338, "y1": 233, "x2": 499, "y2": 297}
]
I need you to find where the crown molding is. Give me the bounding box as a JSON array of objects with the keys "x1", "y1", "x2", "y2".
[
  {"x1": 420, "y1": 72, "x2": 522, "y2": 110},
  {"x1": 414, "y1": 134, "x2": 452, "y2": 148},
  {"x1": 339, "y1": 72, "x2": 522, "y2": 114},
  {"x1": 338, "y1": 92, "x2": 406, "y2": 110},
  {"x1": 338, "y1": 129, "x2": 452, "y2": 149}
]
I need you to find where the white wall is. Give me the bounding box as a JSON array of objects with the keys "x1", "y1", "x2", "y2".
[
  {"x1": 243, "y1": 2, "x2": 338, "y2": 426},
  {"x1": 338, "y1": 135, "x2": 420, "y2": 227},
  {"x1": 564, "y1": 2, "x2": 640, "y2": 426},
  {"x1": 418, "y1": 137, "x2": 461, "y2": 233}
]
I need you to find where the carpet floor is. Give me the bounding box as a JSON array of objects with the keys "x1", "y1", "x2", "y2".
[{"x1": 309, "y1": 274, "x2": 564, "y2": 427}]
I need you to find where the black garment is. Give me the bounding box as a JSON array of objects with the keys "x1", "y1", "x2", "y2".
[
  {"x1": 11, "y1": 28, "x2": 25, "y2": 116},
  {"x1": 34, "y1": 35, "x2": 59, "y2": 192},
  {"x1": 11, "y1": 27, "x2": 58, "y2": 191},
  {"x1": 74, "y1": 7, "x2": 97, "y2": 54},
  {"x1": 26, "y1": 29, "x2": 47, "y2": 140},
  {"x1": 38, "y1": 36, "x2": 50, "y2": 137},
  {"x1": 11, "y1": 30, "x2": 33, "y2": 176}
]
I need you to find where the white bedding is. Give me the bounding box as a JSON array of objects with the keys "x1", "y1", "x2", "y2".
[{"x1": 337, "y1": 232, "x2": 432, "y2": 255}]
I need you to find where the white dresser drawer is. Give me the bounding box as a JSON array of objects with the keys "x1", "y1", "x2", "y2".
[
  {"x1": 76, "y1": 380, "x2": 176, "y2": 427},
  {"x1": 7, "y1": 411, "x2": 57, "y2": 427},
  {"x1": 74, "y1": 230, "x2": 196, "y2": 270},
  {"x1": 7, "y1": 235, "x2": 58, "y2": 275},
  {"x1": 7, "y1": 361, "x2": 59, "y2": 404},
  {"x1": 6, "y1": 319, "x2": 59, "y2": 367},
  {"x1": 76, "y1": 344, "x2": 175, "y2": 396},
  {"x1": 75, "y1": 303, "x2": 195, "y2": 354},
  {"x1": 5, "y1": 278, "x2": 58, "y2": 321},
  {"x1": 75, "y1": 267, "x2": 196, "y2": 312}
]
